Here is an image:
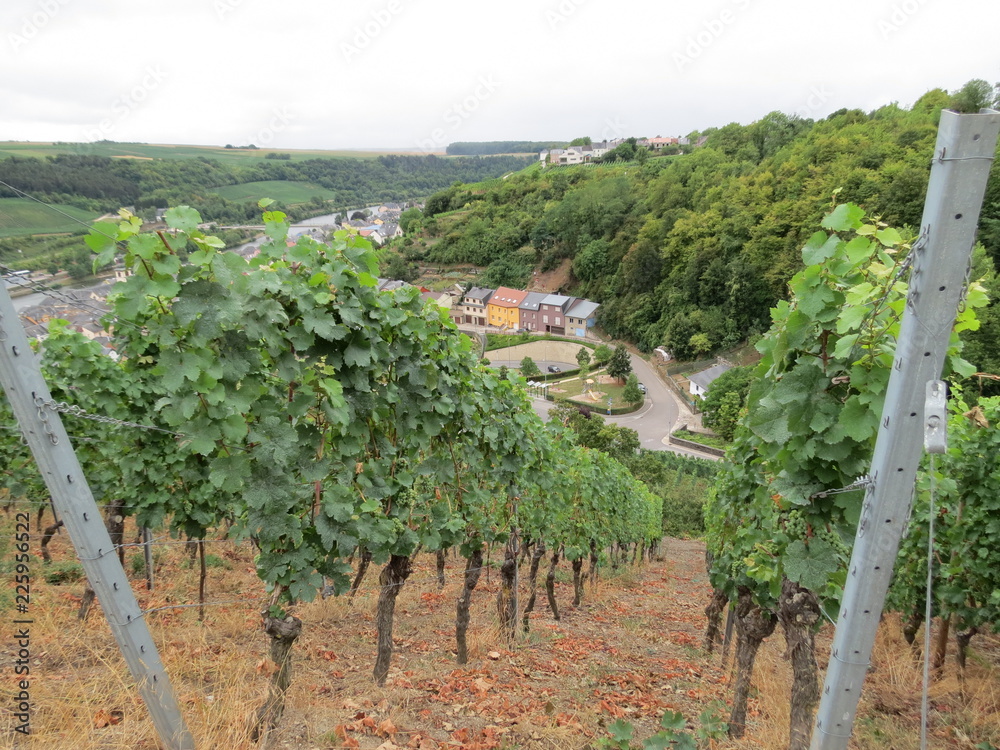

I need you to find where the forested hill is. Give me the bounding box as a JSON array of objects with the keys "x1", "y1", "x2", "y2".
[
  {"x1": 0, "y1": 151, "x2": 532, "y2": 225},
  {"x1": 411, "y1": 87, "x2": 1000, "y2": 376}
]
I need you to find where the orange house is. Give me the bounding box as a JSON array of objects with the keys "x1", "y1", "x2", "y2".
[{"x1": 486, "y1": 287, "x2": 527, "y2": 330}]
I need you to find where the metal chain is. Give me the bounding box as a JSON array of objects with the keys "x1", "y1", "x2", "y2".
[
  {"x1": 32, "y1": 394, "x2": 60, "y2": 445},
  {"x1": 810, "y1": 474, "x2": 872, "y2": 500},
  {"x1": 37, "y1": 397, "x2": 184, "y2": 437}
]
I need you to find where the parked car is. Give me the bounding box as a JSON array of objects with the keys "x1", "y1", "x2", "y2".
[
  {"x1": 638, "y1": 383, "x2": 647, "y2": 394},
  {"x1": 547, "y1": 365, "x2": 561, "y2": 373}
]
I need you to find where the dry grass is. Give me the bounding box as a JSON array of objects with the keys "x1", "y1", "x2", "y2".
[{"x1": 0, "y1": 516, "x2": 997, "y2": 749}]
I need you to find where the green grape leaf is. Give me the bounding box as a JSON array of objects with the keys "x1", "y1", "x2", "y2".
[
  {"x1": 643, "y1": 734, "x2": 673, "y2": 750},
  {"x1": 165, "y1": 206, "x2": 201, "y2": 234},
  {"x1": 607, "y1": 719, "x2": 634, "y2": 743},
  {"x1": 802, "y1": 232, "x2": 841, "y2": 266},
  {"x1": 659, "y1": 710, "x2": 687, "y2": 731},
  {"x1": 821, "y1": 203, "x2": 864, "y2": 231},
  {"x1": 784, "y1": 538, "x2": 838, "y2": 591},
  {"x1": 837, "y1": 397, "x2": 879, "y2": 442},
  {"x1": 748, "y1": 398, "x2": 792, "y2": 444},
  {"x1": 875, "y1": 227, "x2": 902, "y2": 247},
  {"x1": 836, "y1": 304, "x2": 869, "y2": 335}
]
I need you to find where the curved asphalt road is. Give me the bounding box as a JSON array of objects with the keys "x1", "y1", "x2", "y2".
[{"x1": 529, "y1": 352, "x2": 716, "y2": 459}]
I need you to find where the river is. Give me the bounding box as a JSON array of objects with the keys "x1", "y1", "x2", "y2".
[
  {"x1": 9, "y1": 207, "x2": 385, "y2": 312},
  {"x1": 228, "y1": 206, "x2": 384, "y2": 256}
]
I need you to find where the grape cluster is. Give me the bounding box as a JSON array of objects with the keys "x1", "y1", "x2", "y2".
[
  {"x1": 812, "y1": 524, "x2": 850, "y2": 557},
  {"x1": 784, "y1": 510, "x2": 809, "y2": 539},
  {"x1": 783, "y1": 510, "x2": 851, "y2": 556}
]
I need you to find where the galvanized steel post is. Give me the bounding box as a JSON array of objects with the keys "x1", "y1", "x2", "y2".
[
  {"x1": 811, "y1": 108, "x2": 1000, "y2": 749},
  {"x1": 0, "y1": 283, "x2": 196, "y2": 749}
]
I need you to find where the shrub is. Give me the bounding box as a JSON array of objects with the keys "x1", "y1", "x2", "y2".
[{"x1": 44, "y1": 560, "x2": 84, "y2": 585}]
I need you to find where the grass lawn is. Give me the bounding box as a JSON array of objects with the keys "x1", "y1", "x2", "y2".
[
  {"x1": 209, "y1": 180, "x2": 337, "y2": 204},
  {"x1": 671, "y1": 428, "x2": 730, "y2": 451},
  {"x1": 0, "y1": 198, "x2": 100, "y2": 238},
  {"x1": 541, "y1": 372, "x2": 642, "y2": 410}
]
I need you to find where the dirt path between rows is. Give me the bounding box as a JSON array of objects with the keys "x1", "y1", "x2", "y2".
[{"x1": 265, "y1": 538, "x2": 728, "y2": 749}]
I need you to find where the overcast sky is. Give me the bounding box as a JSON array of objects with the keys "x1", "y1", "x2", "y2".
[{"x1": 3, "y1": 0, "x2": 999, "y2": 152}]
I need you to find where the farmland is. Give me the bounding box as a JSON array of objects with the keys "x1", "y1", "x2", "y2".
[
  {"x1": 0, "y1": 198, "x2": 99, "y2": 238},
  {"x1": 208, "y1": 180, "x2": 338, "y2": 204},
  {"x1": 0, "y1": 141, "x2": 401, "y2": 165}
]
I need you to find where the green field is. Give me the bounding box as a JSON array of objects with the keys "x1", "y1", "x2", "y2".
[
  {"x1": 208, "y1": 180, "x2": 337, "y2": 204},
  {"x1": 0, "y1": 141, "x2": 405, "y2": 165},
  {"x1": 0, "y1": 198, "x2": 99, "y2": 238}
]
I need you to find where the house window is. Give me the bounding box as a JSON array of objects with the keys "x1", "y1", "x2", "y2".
[{"x1": 543, "y1": 315, "x2": 548, "y2": 324}]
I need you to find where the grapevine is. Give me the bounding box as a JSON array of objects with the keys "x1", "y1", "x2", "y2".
[{"x1": 704, "y1": 203, "x2": 987, "y2": 747}]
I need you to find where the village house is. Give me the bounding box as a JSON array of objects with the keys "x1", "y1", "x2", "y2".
[
  {"x1": 486, "y1": 287, "x2": 527, "y2": 330},
  {"x1": 647, "y1": 136, "x2": 679, "y2": 150},
  {"x1": 376, "y1": 278, "x2": 407, "y2": 292},
  {"x1": 518, "y1": 291, "x2": 548, "y2": 331},
  {"x1": 688, "y1": 363, "x2": 733, "y2": 398},
  {"x1": 458, "y1": 286, "x2": 494, "y2": 326},
  {"x1": 538, "y1": 293, "x2": 577, "y2": 335},
  {"x1": 420, "y1": 290, "x2": 455, "y2": 311},
  {"x1": 380, "y1": 222, "x2": 403, "y2": 240},
  {"x1": 359, "y1": 226, "x2": 385, "y2": 245},
  {"x1": 565, "y1": 299, "x2": 600, "y2": 337}
]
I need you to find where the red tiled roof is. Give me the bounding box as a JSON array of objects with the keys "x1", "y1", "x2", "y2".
[{"x1": 488, "y1": 286, "x2": 528, "y2": 308}]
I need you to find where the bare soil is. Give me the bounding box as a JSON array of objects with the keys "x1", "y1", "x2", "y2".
[
  {"x1": 528, "y1": 259, "x2": 573, "y2": 295},
  {"x1": 1, "y1": 518, "x2": 997, "y2": 750}
]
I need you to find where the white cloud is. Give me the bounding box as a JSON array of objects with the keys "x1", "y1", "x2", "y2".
[{"x1": 1, "y1": 0, "x2": 998, "y2": 149}]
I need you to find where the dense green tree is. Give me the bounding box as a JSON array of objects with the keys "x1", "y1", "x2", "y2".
[
  {"x1": 623, "y1": 373, "x2": 643, "y2": 404},
  {"x1": 548, "y1": 402, "x2": 640, "y2": 462},
  {"x1": 689, "y1": 332, "x2": 713, "y2": 357},
  {"x1": 700, "y1": 366, "x2": 754, "y2": 440},
  {"x1": 664, "y1": 313, "x2": 700, "y2": 361},
  {"x1": 480, "y1": 252, "x2": 533, "y2": 288},
  {"x1": 520, "y1": 356, "x2": 541, "y2": 378},
  {"x1": 398, "y1": 207, "x2": 423, "y2": 233},
  {"x1": 607, "y1": 345, "x2": 632, "y2": 382},
  {"x1": 380, "y1": 251, "x2": 418, "y2": 282},
  {"x1": 573, "y1": 238, "x2": 613, "y2": 281},
  {"x1": 593, "y1": 344, "x2": 613, "y2": 366},
  {"x1": 575, "y1": 347, "x2": 591, "y2": 368},
  {"x1": 949, "y1": 78, "x2": 998, "y2": 113}
]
